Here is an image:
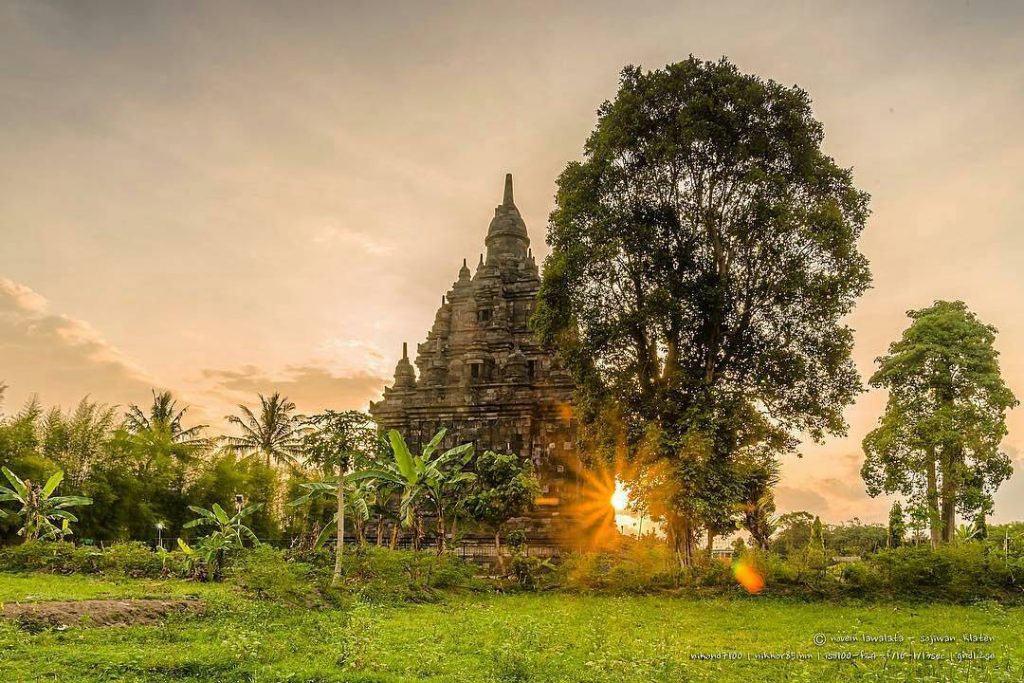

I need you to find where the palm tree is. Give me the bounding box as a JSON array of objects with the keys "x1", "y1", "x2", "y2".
[
  {"x1": 124, "y1": 390, "x2": 211, "y2": 470},
  {"x1": 222, "y1": 392, "x2": 304, "y2": 468},
  {"x1": 0, "y1": 468, "x2": 92, "y2": 540}
]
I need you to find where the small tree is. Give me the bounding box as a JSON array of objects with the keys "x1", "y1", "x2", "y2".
[
  {"x1": 465, "y1": 451, "x2": 540, "y2": 565},
  {"x1": 298, "y1": 410, "x2": 378, "y2": 585},
  {"x1": 181, "y1": 502, "x2": 263, "y2": 579},
  {"x1": 809, "y1": 516, "x2": 825, "y2": 551},
  {"x1": 974, "y1": 510, "x2": 988, "y2": 540},
  {"x1": 0, "y1": 467, "x2": 92, "y2": 540},
  {"x1": 887, "y1": 501, "x2": 906, "y2": 548}
]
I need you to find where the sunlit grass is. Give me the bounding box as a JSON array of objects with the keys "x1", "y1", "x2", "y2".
[{"x1": 2, "y1": 573, "x2": 1023, "y2": 682}]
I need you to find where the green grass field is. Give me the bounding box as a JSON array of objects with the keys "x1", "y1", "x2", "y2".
[{"x1": 1, "y1": 572, "x2": 1022, "y2": 682}]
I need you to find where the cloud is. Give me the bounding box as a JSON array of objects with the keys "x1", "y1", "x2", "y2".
[
  {"x1": 310, "y1": 225, "x2": 392, "y2": 255},
  {"x1": 201, "y1": 363, "x2": 387, "y2": 416},
  {"x1": 774, "y1": 486, "x2": 831, "y2": 517},
  {"x1": 0, "y1": 277, "x2": 155, "y2": 409}
]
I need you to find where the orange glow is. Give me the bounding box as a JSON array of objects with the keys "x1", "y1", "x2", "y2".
[
  {"x1": 733, "y1": 560, "x2": 765, "y2": 594},
  {"x1": 611, "y1": 481, "x2": 629, "y2": 511},
  {"x1": 559, "y1": 451, "x2": 626, "y2": 551}
]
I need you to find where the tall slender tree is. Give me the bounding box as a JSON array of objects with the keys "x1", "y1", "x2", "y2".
[
  {"x1": 296, "y1": 410, "x2": 379, "y2": 585},
  {"x1": 862, "y1": 300, "x2": 1017, "y2": 545},
  {"x1": 124, "y1": 390, "x2": 211, "y2": 459},
  {"x1": 887, "y1": 501, "x2": 905, "y2": 549}
]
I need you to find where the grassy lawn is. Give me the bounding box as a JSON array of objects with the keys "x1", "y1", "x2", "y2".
[{"x1": 2, "y1": 572, "x2": 1023, "y2": 682}]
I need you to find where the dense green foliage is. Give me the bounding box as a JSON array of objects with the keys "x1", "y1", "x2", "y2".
[
  {"x1": 863, "y1": 300, "x2": 1017, "y2": 544},
  {"x1": 533, "y1": 56, "x2": 871, "y2": 564},
  {"x1": 464, "y1": 450, "x2": 540, "y2": 557},
  {"x1": 354, "y1": 429, "x2": 476, "y2": 551},
  {"x1": 0, "y1": 391, "x2": 285, "y2": 545}
]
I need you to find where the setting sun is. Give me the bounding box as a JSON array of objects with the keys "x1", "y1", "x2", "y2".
[{"x1": 611, "y1": 481, "x2": 630, "y2": 511}]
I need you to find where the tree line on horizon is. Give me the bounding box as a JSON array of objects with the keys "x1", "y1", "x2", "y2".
[{"x1": 0, "y1": 387, "x2": 536, "y2": 564}]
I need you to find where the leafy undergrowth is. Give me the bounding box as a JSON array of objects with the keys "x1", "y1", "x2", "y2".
[{"x1": 2, "y1": 573, "x2": 1024, "y2": 682}]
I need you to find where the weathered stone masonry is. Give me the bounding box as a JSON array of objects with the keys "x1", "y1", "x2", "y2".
[{"x1": 370, "y1": 174, "x2": 578, "y2": 540}]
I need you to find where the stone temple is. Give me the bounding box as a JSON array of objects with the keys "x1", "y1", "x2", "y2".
[{"x1": 370, "y1": 174, "x2": 578, "y2": 542}]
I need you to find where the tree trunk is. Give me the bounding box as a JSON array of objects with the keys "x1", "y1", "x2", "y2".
[
  {"x1": 681, "y1": 516, "x2": 694, "y2": 566},
  {"x1": 331, "y1": 469, "x2": 345, "y2": 587},
  {"x1": 494, "y1": 529, "x2": 503, "y2": 573},
  {"x1": 436, "y1": 510, "x2": 446, "y2": 553},
  {"x1": 356, "y1": 518, "x2": 366, "y2": 547},
  {"x1": 669, "y1": 514, "x2": 695, "y2": 567},
  {"x1": 389, "y1": 522, "x2": 399, "y2": 549},
  {"x1": 449, "y1": 515, "x2": 459, "y2": 545},
  {"x1": 376, "y1": 515, "x2": 384, "y2": 546},
  {"x1": 705, "y1": 527, "x2": 715, "y2": 560},
  {"x1": 940, "y1": 453, "x2": 956, "y2": 544},
  {"x1": 926, "y1": 456, "x2": 941, "y2": 547}
]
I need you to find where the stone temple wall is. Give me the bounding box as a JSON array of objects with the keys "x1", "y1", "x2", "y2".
[{"x1": 369, "y1": 174, "x2": 579, "y2": 541}]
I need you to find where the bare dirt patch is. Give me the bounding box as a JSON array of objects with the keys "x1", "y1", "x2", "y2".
[{"x1": 2, "y1": 598, "x2": 204, "y2": 630}]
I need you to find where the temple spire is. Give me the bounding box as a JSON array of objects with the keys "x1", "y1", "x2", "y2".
[
  {"x1": 503, "y1": 173, "x2": 514, "y2": 206},
  {"x1": 402, "y1": 342, "x2": 408, "y2": 359}
]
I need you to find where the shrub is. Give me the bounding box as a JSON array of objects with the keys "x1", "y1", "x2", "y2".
[
  {"x1": 490, "y1": 648, "x2": 532, "y2": 682},
  {"x1": 227, "y1": 545, "x2": 323, "y2": 607},
  {"x1": 334, "y1": 546, "x2": 480, "y2": 604},
  {"x1": 507, "y1": 553, "x2": 552, "y2": 591},
  {"x1": 0, "y1": 540, "x2": 76, "y2": 573},
  {"x1": 101, "y1": 542, "x2": 164, "y2": 578}
]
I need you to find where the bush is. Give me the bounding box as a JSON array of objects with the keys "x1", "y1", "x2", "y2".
[
  {"x1": 101, "y1": 541, "x2": 164, "y2": 578},
  {"x1": 227, "y1": 545, "x2": 324, "y2": 607},
  {"x1": 557, "y1": 542, "x2": 679, "y2": 594},
  {"x1": 0, "y1": 540, "x2": 185, "y2": 578},
  {"x1": 507, "y1": 553, "x2": 552, "y2": 591},
  {"x1": 0, "y1": 540, "x2": 76, "y2": 573},
  {"x1": 333, "y1": 546, "x2": 480, "y2": 604}
]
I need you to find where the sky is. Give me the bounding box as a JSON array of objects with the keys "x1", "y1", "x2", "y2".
[{"x1": 2, "y1": 1, "x2": 1023, "y2": 524}]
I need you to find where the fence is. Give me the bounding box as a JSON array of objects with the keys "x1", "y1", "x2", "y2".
[{"x1": 137, "y1": 533, "x2": 564, "y2": 564}]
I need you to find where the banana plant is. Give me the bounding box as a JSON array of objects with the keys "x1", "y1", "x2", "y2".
[
  {"x1": 0, "y1": 467, "x2": 92, "y2": 541},
  {"x1": 289, "y1": 475, "x2": 372, "y2": 546},
  {"x1": 183, "y1": 502, "x2": 262, "y2": 546},
  {"x1": 955, "y1": 522, "x2": 980, "y2": 544},
  {"x1": 352, "y1": 429, "x2": 474, "y2": 552},
  {"x1": 180, "y1": 502, "x2": 262, "y2": 580}
]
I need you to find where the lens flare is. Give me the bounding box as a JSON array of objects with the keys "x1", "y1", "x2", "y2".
[
  {"x1": 610, "y1": 481, "x2": 629, "y2": 511},
  {"x1": 733, "y1": 560, "x2": 765, "y2": 594}
]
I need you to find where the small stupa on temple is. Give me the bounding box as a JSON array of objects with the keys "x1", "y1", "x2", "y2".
[{"x1": 370, "y1": 173, "x2": 577, "y2": 540}]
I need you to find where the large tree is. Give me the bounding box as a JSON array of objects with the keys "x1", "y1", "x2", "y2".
[
  {"x1": 862, "y1": 300, "x2": 1017, "y2": 545},
  {"x1": 533, "y1": 57, "x2": 870, "y2": 564}
]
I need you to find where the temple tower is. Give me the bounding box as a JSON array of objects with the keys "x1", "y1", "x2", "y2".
[{"x1": 370, "y1": 174, "x2": 577, "y2": 541}]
